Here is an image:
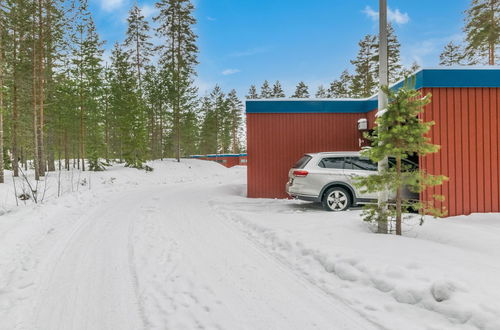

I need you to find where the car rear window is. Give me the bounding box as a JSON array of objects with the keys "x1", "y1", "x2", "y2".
[{"x1": 293, "y1": 155, "x2": 312, "y2": 169}]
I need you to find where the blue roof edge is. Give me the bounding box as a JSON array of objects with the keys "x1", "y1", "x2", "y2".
[{"x1": 246, "y1": 68, "x2": 500, "y2": 114}]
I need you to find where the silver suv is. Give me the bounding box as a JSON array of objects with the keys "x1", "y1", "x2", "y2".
[{"x1": 285, "y1": 151, "x2": 417, "y2": 211}]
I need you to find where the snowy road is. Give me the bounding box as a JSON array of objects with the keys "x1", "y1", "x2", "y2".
[{"x1": 17, "y1": 170, "x2": 377, "y2": 329}]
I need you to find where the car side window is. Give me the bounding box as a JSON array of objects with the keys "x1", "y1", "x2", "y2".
[
  {"x1": 318, "y1": 157, "x2": 344, "y2": 169},
  {"x1": 345, "y1": 157, "x2": 378, "y2": 171}
]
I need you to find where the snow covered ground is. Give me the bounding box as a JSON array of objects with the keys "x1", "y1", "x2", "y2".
[{"x1": 0, "y1": 160, "x2": 499, "y2": 330}]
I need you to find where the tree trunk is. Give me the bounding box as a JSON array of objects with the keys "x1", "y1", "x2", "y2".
[
  {"x1": 396, "y1": 156, "x2": 402, "y2": 236},
  {"x1": 12, "y1": 27, "x2": 19, "y2": 177},
  {"x1": 32, "y1": 15, "x2": 40, "y2": 181},
  {"x1": 36, "y1": 0, "x2": 45, "y2": 177}
]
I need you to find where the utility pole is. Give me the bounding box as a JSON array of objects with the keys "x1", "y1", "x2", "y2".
[{"x1": 378, "y1": 0, "x2": 389, "y2": 234}]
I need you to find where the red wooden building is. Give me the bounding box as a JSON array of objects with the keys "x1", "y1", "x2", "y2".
[{"x1": 246, "y1": 68, "x2": 500, "y2": 217}]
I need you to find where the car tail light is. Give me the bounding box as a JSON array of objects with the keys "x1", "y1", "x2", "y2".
[{"x1": 293, "y1": 170, "x2": 308, "y2": 177}]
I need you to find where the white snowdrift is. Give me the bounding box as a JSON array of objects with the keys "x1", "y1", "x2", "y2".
[
  {"x1": 209, "y1": 178, "x2": 500, "y2": 330},
  {"x1": 0, "y1": 159, "x2": 499, "y2": 330}
]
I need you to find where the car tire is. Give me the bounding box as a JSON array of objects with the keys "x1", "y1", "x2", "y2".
[{"x1": 322, "y1": 187, "x2": 351, "y2": 211}]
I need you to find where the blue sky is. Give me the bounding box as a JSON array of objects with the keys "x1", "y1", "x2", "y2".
[{"x1": 90, "y1": 0, "x2": 469, "y2": 98}]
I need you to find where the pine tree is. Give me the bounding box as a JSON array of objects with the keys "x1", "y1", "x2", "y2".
[
  {"x1": 350, "y1": 34, "x2": 378, "y2": 98},
  {"x1": 328, "y1": 70, "x2": 352, "y2": 98},
  {"x1": 315, "y1": 85, "x2": 328, "y2": 98},
  {"x1": 259, "y1": 80, "x2": 272, "y2": 98},
  {"x1": 246, "y1": 85, "x2": 259, "y2": 99},
  {"x1": 271, "y1": 80, "x2": 285, "y2": 98},
  {"x1": 125, "y1": 4, "x2": 153, "y2": 88},
  {"x1": 463, "y1": 0, "x2": 499, "y2": 65},
  {"x1": 355, "y1": 83, "x2": 448, "y2": 235},
  {"x1": 386, "y1": 24, "x2": 403, "y2": 83},
  {"x1": 439, "y1": 41, "x2": 465, "y2": 66},
  {"x1": 292, "y1": 81, "x2": 309, "y2": 98},
  {"x1": 372, "y1": 24, "x2": 405, "y2": 83},
  {"x1": 154, "y1": 0, "x2": 199, "y2": 161}
]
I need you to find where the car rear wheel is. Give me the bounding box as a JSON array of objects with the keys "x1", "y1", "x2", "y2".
[{"x1": 322, "y1": 187, "x2": 351, "y2": 211}]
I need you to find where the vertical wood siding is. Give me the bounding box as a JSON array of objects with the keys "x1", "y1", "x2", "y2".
[
  {"x1": 421, "y1": 88, "x2": 500, "y2": 216},
  {"x1": 247, "y1": 113, "x2": 368, "y2": 198}
]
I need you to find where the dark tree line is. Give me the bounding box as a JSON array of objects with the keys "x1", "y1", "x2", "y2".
[{"x1": 0, "y1": 0, "x2": 245, "y2": 182}]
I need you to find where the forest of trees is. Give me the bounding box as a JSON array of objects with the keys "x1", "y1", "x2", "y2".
[{"x1": 0, "y1": 0, "x2": 244, "y2": 183}]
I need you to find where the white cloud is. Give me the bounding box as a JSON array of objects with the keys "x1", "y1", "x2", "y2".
[
  {"x1": 221, "y1": 69, "x2": 240, "y2": 76},
  {"x1": 100, "y1": 0, "x2": 126, "y2": 11},
  {"x1": 228, "y1": 47, "x2": 268, "y2": 57},
  {"x1": 207, "y1": 16, "x2": 216, "y2": 21},
  {"x1": 363, "y1": 6, "x2": 410, "y2": 25},
  {"x1": 401, "y1": 33, "x2": 464, "y2": 67},
  {"x1": 141, "y1": 4, "x2": 158, "y2": 18}
]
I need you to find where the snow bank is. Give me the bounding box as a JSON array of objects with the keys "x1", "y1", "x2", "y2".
[{"x1": 211, "y1": 186, "x2": 500, "y2": 330}]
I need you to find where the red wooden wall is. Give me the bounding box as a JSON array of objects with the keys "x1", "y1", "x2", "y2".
[
  {"x1": 421, "y1": 87, "x2": 500, "y2": 216},
  {"x1": 247, "y1": 113, "x2": 369, "y2": 198}
]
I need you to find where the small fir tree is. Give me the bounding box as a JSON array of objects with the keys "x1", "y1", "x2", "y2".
[
  {"x1": 271, "y1": 80, "x2": 285, "y2": 98},
  {"x1": 440, "y1": 41, "x2": 466, "y2": 66},
  {"x1": 355, "y1": 83, "x2": 448, "y2": 235},
  {"x1": 292, "y1": 81, "x2": 309, "y2": 98},
  {"x1": 259, "y1": 80, "x2": 272, "y2": 98}
]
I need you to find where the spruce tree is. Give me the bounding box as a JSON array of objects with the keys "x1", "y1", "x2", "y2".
[
  {"x1": 350, "y1": 34, "x2": 378, "y2": 98},
  {"x1": 328, "y1": 70, "x2": 352, "y2": 98},
  {"x1": 271, "y1": 80, "x2": 285, "y2": 98},
  {"x1": 315, "y1": 85, "x2": 328, "y2": 98},
  {"x1": 439, "y1": 41, "x2": 465, "y2": 66},
  {"x1": 154, "y1": 0, "x2": 199, "y2": 161},
  {"x1": 259, "y1": 80, "x2": 272, "y2": 98},
  {"x1": 246, "y1": 85, "x2": 259, "y2": 99},
  {"x1": 355, "y1": 84, "x2": 448, "y2": 235},
  {"x1": 463, "y1": 0, "x2": 499, "y2": 65},
  {"x1": 292, "y1": 81, "x2": 309, "y2": 98}
]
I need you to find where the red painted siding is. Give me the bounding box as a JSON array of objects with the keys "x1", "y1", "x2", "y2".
[
  {"x1": 247, "y1": 112, "x2": 369, "y2": 198},
  {"x1": 421, "y1": 88, "x2": 500, "y2": 216}
]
